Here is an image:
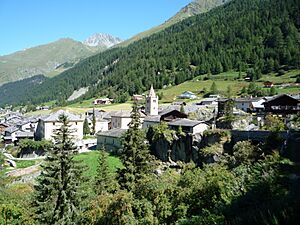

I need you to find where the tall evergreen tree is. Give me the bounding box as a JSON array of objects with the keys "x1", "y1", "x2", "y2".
[
  {"x1": 210, "y1": 82, "x2": 218, "y2": 94},
  {"x1": 33, "y1": 114, "x2": 85, "y2": 225},
  {"x1": 83, "y1": 117, "x2": 90, "y2": 136},
  {"x1": 226, "y1": 85, "x2": 232, "y2": 98},
  {"x1": 92, "y1": 108, "x2": 96, "y2": 135},
  {"x1": 95, "y1": 148, "x2": 118, "y2": 194},
  {"x1": 118, "y1": 101, "x2": 155, "y2": 192},
  {"x1": 180, "y1": 104, "x2": 185, "y2": 114}
]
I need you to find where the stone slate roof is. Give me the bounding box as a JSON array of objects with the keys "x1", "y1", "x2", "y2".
[
  {"x1": 97, "y1": 128, "x2": 127, "y2": 138},
  {"x1": 110, "y1": 111, "x2": 146, "y2": 118},
  {"x1": 144, "y1": 115, "x2": 161, "y2": 122},
  {"x1": 168, "y1": 118, "x2": 203, "y2": 127},
  {"x1": 15, "y1": 131, "x2": 34, "y2": 138},
  {"x1": 235, "y1": 97, "x2": 262, "y2": 103},
  {"x1": 43, "y1": 110, "x2": 83, "y2": 122},
  {"x1": 110, "y1": 111, "x2": 132, "y2": 118},
  {"x1": 159, "y1": 105, "x2": 200, "y2": 115},
  {"x1": 4, "y1": 126, "x2": 19, "y2": 133}
]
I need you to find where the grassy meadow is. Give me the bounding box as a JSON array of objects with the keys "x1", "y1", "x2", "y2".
[{"x1": 75, "y1": 151, "x2": 123, "y2": 177}]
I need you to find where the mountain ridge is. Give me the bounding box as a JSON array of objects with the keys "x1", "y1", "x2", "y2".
[
  {"x1": 118, "y1": 0, "x2": 230, "y2": 47},
  {"x1": 83, "y1": 33, "x2": 122, "y2": 48},
  {"x1": 0, "y1": 33, "x2": 121, "y2": 85}
]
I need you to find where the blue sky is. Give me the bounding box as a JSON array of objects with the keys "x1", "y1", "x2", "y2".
[{"x1": 0, "y1": 0, "x2": 192, "y2": 55}]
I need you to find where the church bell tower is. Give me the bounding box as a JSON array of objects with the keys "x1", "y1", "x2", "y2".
[{"x1": 145, "y1": 85, "x2": 158, "y2": 116}]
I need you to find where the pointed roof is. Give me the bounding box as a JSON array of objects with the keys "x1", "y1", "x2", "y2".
[
  {"x1": 148, "y1": 85, "x2": 156, "y2": 98},
  {"x1": 42, "y1": 110, "x2": 83, "y2": 122}
]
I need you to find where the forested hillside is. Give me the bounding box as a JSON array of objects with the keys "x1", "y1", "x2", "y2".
[
  {"x1": 0, "y1": 0, "x2": 299, "y2": 106},
  {"x1": 118, "y1": 0, "x2": 231, "y2": 47}
]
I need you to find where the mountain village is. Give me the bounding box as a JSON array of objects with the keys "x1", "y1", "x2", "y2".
[
  {"x1": 1, "y1": 0, "x2": 300, "y2": 223},
  {"x1": 1, "y1": 85, "x2": 300, "y2": 166}
]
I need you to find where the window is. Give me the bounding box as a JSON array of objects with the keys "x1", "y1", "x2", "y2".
[
  {"x1": 53, "y1": 122, "x2": 55, "y2": 125},
  {"x1": 153, "y1": 100, "x2": 156, "y2": 103},
  {"x1": 75, "y1": 122, "x2": 78, "y2": 125}
]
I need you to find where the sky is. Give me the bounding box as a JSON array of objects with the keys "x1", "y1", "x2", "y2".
[{"x1": 0, "y1": 0, "x2": 193, "y2": 56}]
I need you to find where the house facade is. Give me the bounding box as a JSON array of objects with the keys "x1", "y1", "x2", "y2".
[
  {"x1": 177, "y1": 91, "x2": 197, "y2": 99},
  {"x1": 96, "y1": 128, "x2": 127, "y2": 152},
  {"x1": 35, "y1": 110, "x2": 84, "y2": 141},
  {"x1": 263, "y1": 94, "x2": 300, "y2": 114},
  {"x1": 168, "y1": 118, "x2": 209, "y2": 135}
]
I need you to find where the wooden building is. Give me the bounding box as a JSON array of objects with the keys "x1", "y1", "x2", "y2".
[{"x1": 263, "y1": 94, "x2": 300, "y2": 114}]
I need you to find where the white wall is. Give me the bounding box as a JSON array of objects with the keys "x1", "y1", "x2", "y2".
[
  {"x1": 192, "y1": 123, "x2": 209, "y2": 135},
  {"x1": 95, "y1": 120, "x2": 109, "y2": 133},
  {"x1": 235, "y1": 102, "x2": 251, "y2": 112},
  {"x1": 44, "y1": 121, "x2": 83, "y2": 141}
]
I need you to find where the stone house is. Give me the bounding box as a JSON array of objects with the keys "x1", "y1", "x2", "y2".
[
  {"x1": 96, "y1": 128, "x2": 127, "y2": 152},
  {"x1": 168, "y1": 118, "x2": 209, "y2": 135},
  {"x1": 110, "y1": 111, "x2": 145, "y2": 129},
  {"x1": 177, "y1": 91, "x2": 197, "y2": 99},
  {"x1": 35, "y1": 110, "x2": 84, "y2": 141}
]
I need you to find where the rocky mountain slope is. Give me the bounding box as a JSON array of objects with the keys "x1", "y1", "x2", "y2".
[{"x1": 83, "y1": 33, "x2": 122, "y2": 48}]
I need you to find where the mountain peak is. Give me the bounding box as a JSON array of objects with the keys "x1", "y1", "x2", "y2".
[{"x1": 83, "y1": 33, "x2": 122, "y2": 48}]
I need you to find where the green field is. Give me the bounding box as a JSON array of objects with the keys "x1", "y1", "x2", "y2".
[
  {"x1": 75, "y1": 151, "x2": 123, "y2": 177},
  {"x1": 2, "y1": 151, "x2": 122, "y2": 179},
  {"x1": 16, "y1": 160, "x2": 38, "y2": 168}
]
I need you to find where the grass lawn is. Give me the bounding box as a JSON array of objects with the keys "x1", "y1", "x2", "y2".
[
  {"x1": 159, "y1": 79, "x2": 248, "y2": 102},
  {"x1": 260, "y1": 69, "x2": 300, "y2": 84},
  {"x1": 16, "y1": 160, "x2": 39, "y2": 168},
  {"x1": 75, "y1": 151, "x2": 123, "y2": 178}
]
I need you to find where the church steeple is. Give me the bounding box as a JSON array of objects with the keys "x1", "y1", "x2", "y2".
[
  {"x1": 149, "y1": 85, "x2": 156, "y2": 98},
  {"x1": 145, "y1": 85, "x2": 158, "y2": 116}
]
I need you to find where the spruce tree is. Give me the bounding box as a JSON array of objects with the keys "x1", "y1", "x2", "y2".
[
  {"x1": 180, "y1": 104, "x2": 185, "y2": 114},
  {"x1": 226, "y1": 85, "x2": 232, "y2": 98},
  {"x1": 118, "y1": 101, "x2": 154, "y2": 192},
  {"x1": 95, "y1": 148, "x2": 118, "y2": 194},
  {"x1": 33, "y1": 114, "x2": 84, "y2": 225},
  {"x1": 92, "y1": 108, "x2": 96, "y2": 135},
  {"x1": 83, "y1": 117, "x2": 90, "y2": 135},
  {"x1": 210, "y1": 82, "x2": 218, "y2": 94}
]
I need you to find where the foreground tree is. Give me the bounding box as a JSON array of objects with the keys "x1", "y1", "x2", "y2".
[
  {"x1": 33, "y1": 114, "x2": 85, "y2": 225},
  {"x1": 95, "y1": 148, "x2": 118, "y2": 194},
  {"x1": 118, "y1": 101, "x2": 155, "y2": 192}
]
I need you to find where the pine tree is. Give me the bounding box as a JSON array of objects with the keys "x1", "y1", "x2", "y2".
[
  {"x1": 226, "y1": 85, "x2": 232, "y2": 98},
  {"x1": 269, "y1": 86, "x2": 278, "y2": 96},
  {"x1": 92, "y1": 108, "x2": 96, "y2": 135},
  {"x1": 180, "y1": 104, "x2": 185, "y2": 114},
  {"x1": 83, "y1": 117, "x2": 90, "y2": 135},
  {"x1": 210, "y1": 82, "x2": 218, "y2": 94},
  {"x1": 95, "y1": 148, "x2": 118, "y2": 194},
  {"x1": 33, "y1": 114, "x2": 85, "y2": 225},
  {"x1": 118, "y1": 101, "x2": 154, "y2": 192}
]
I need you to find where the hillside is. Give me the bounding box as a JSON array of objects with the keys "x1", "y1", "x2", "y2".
[
  {"x1": 0, "y1": 34, "x2": 122, "y2": 84},
  {"x1": 119, "y1": 0, "x2": 230, "y2": 47},
  {"x1": 0, "y1": 0, "x2": 299, "y2": 107}
]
